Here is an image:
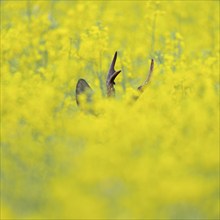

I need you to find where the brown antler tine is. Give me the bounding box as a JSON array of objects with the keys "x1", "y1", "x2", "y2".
[
  {"x1": 106, "y1": 51, "x2": 121, "y2": 97},
  {"x1": 146, "y1": 59, "x2": 154, "y2": 84},
  {"x1": 110, "y1": 70, "x2": 121, "y2": 84},
  {"x1": 107, "y1": 51, "x2": 117, "y2": 79},
  {"x1": 138, "y1": 59, "x2": 154, "y2": 92}
]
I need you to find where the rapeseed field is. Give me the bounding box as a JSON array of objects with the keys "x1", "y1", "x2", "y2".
[{"x1": 1, "y1": 1, "x2": 219, "y2": 219}]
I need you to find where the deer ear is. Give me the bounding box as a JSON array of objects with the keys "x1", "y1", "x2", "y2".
[{"x1": 76, "y1": 79, "x2": 93, "y2": 106}]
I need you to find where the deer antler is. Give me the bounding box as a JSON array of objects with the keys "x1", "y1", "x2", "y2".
[
  {"x1": 106, "y1": 51, "x2": 121, "y2": 97},
  {"x1": 137, "y1": 59, "x2": 154, "y2": 92}
]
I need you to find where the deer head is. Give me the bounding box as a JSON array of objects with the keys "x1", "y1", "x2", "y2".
[{"x1": 76, "y1": 51, "x2": 154, "y2": 106}]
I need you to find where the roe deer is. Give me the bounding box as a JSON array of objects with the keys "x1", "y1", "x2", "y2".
[{"x1": 76, "y1": 51, "x2": 154, "y2": 106}]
